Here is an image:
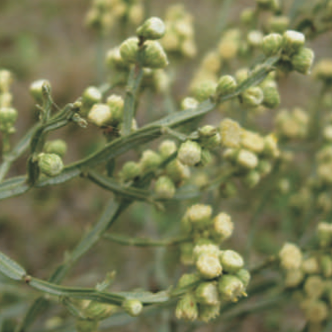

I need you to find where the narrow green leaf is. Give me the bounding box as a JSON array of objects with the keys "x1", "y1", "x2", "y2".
[{"x1": 0, "y1": 251, "x2": 26, "y2": 281}]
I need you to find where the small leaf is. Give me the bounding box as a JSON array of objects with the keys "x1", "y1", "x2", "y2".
[{"x1": 0, "y1": 251, "x2": 26, "y2": 281}]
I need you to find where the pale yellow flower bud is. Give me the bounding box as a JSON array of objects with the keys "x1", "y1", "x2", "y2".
[{"x1": 279, "y1": 242, "x2": 302, "y2": 270}]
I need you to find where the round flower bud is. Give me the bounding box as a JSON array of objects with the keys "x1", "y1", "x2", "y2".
[
  {"x1": 181, "y1": 97, "x2": 199, "y2": 110},
  {"x1": 291, "y1": 47, "x2": 314, "y2": 75},
  {"x1": 262, "y1": 33, "x2": 283, "y2": 57},
  {"x1": 302, "y1": 257, "x2": 320, "y2": 274},
  {"x1": 240, "y1": 8, "x2": 256, "y2": 26},
  {"x1": 166, "y1": 159, "x2": 190, "y2": 183},
  {"x1": 175, "y1": 292, "x2": 198, "y2": 321},
  {"x1": 199, "y1": 125, "x2": 221, "y2": 150},
  {"x1": 257, "y1": 160, "x2": 272, "y2": 176},
  {"x1": 154, "y1": 175, "x2": 176, "y2": 199},
  {"x1": 243, "y1": 170, "x2": 261, "y2": 188},
  {"x1": 44, "y1": 139, "x2": 67, "y2": 158},
  {"x1": 284, "y1": 269, "x2": 304, "y2": 288},
  {"x1": 313, "y1": 58, "x2": 332, "y2": 83},
  {"x1": 193, "y1": 241, "x2": 220, "y2": 258},
  {"x1": 237, "y1": 149, "x2": 259, "y2": 169},
  {"x1": 106, "y1": 94, "x2": 124, "y2": 123},
  {"x1": 29, "y1": 79, "x2": 51, "y2": 102},
  {"x1": 158, "y1": 140, "x2": 177, "y2": 160},
  {"x1": 282, "y1": 30, "x2": 305, "y2": 55},
  {"x1": 196, "y1": 253, "x2": 222, "y2": 279},
  {"x1": 82, "y1": 86, "x2": 102, "y2": 107},
  {"x1": 236, "y1": 269, "x2": 251, "y2": 288},
  {"x1": 195, "y1": 282, "x2": 219, "y2": 305},
  {"x1": 220, "y1": 250, "x2": 244, "y2": 274},
  {"x1": 304, "y1": 275, "x2": 324, "y2": 299},
  {"x1": 323, "y1": 125, "x2": 332, "y2": 142},
  {"x1": 0, "y1": 69, "x2": 13, "y2": 93},
  {"x1": 321, "y1": 255, "x2": 332, "y2": 278},
  {"x1": 140, "y1": 149, "x2": 162, "y2": 173},
  {"x1": 141, "y1": 41, "x2": 169, "y2": 69},
  {"x1": 198, "y1": 303, "x2": 221, "y2": 322},
  {"x1": 219, "y1": 118, "x2": 243, "y2": 148},
  {"x1": 247, "y1": 30, "x2": 263, "y2": 48},
  {"x1": 190, "y1": 79, "x2": 217, "y2": 102},
  {"x1": 262, "y1": 85, "x2": 280, "y2": 109},
  {"x1": 84, "y1": 301, "x2": 119, "y2": 320},
  {"x1": 88, "y1": 103, "x2": 112, "y2": 127},
  {"x1": 216, "y1": 75, "x2": 237, "y2": 98},
  {"x1": 279, "y1": 242, "x2": 302, "y2": 270},
  {"x1": 119, "y1": 161, "x2": 141, "y2": 182},
  {"x1": 199, "y1": 148, "x2": 213, "y2": 166},
  {"x1": 241, "y1": 130, "x2": 265, "y2": 153},
  {"x1": 122, "y1": 299, "x2": 143, "y2": 317},
  {"x1": 0, "y1": 107, "x2": 18, "y2": 133},
  {"x1": 136, "y1": 17, "x2": 166, "y2": 40},
  {"x1": 212, "y1": 212, "x2": 234, "y2": 242},
  {"x1": 317, "y1": 221, "x2": 332, "y2": 248},
  {"x1": 268, "y1": 15, "x2": 289, "y2": 34},
  {"x1": 241, "y1": 86, "x2": 264, "y2": 107},
  {"x1": 264, "y1": 133, "x2": 280, "y2": 158},
  {"x1": 105, "y1": 47, "x2": 128, "y2": 70},
  {"x1": 235, "y1": 68, "x2": 249, "y2": 84},
  {"x1": 119, "y1": 37, "x2": 139, "y2": 64},
  {"x1": 185, "y1": 204, "x2": 212, "y2": 229},
  {"x1": 218, "y1": 275, "x2": 246, "y2": 302},
  {"x1": 303, "y1": 299, "x2": 328, "y2": 323},
  {"x1": 0, "y1": 92, "x2": 13, "y2": 108},
  {"x1": 178, "y1": 140, "x2": 202, "y2": 166},
  {"x1": 256, "y1": 0, "x2": 279, "y2": 11},
  {"x1": 37, "y1": 153, "x2": 64, "y2": 177}
]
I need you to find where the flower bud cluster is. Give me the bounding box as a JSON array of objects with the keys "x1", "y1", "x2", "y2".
[
  {"x1": 221, "y1": 122, "x2": 280, "y2": 188},
  {"x1": 162, "y1": 5, "x2": 197, "y2": 59},
  {"x1": 275, "y1": 107, "x2": 309, "y2": 140},
  {"x1": 85, "y1": 0, "x2": 144, "y2": 35},
  {"x1": 176, "y1": 205, "x2": 250, "y2": 322},
  {"x1": 279, "y1": 223, "x2": 332, "y2": 329}
]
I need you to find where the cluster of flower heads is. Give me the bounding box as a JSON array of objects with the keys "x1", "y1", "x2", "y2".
[
  {"x1": 175, "y1": 204, "x2": 250, "y2": 322},
  {"x1": 220, "y1": 118, "x2": 280, "y2": 188},
  {"x1": 85, "y1": 0, "x2": 144, "y2": 35},
  {"x1": 279, "y1": 222, "x2": 332, "y2": 330}
]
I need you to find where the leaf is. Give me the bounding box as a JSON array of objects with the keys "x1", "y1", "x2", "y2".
[
  {"x1": 0, "y1": 251, "x2": 26, "y2": 281},
  {"x1": 117, "y1": 290, "x2": 170, "y2": 304}
]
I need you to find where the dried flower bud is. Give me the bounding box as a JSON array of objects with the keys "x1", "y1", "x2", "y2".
[
  {"x1": 119, "y1": 161, "x2": 141, "y2": 182},
  {"x1": 291, "y1": 47, "x2": 314, "y2": 75},
  {"x1": 178, "y1": 140, "x2": 202, "y2": 166},
  {"x1": 136, "y1": 17, "x2": 166, "y2": 40},
  {"x1": 195, "y1": 282, "x2": 219, "y2": 305},
  {"x1": 122, "y1": 299, "x2": 143, "y2": 317},
  {"x1": 44, "y1": 139, "x2": 67, "y2": 158},
  {"x1": 237, "y1": 149, "x2": 259, "y2": 169},
  {"x1": 196, "y1": 253, "x2": 222, "y2": 279},
  {"x1": 175, "y1": 292, "x2": 198, "y2": 321},
  {"x1": 219, "y1": 118, "x2": 243, "y2": 148},
  {"x1": 106, "y1": 94, "x2": 124, "y2": 123},
  {"x1": 241, "y1": 87, "x2": 264, "y2": 107},
  {"x1": 82, "y1": 86, "x2": 102, "y2": 107},
  {"x1": 218, "y1": 275, "x2": 246, "y2": 302},
  {"x1": 181, "y1": 97, "x2": 199, "y2": 110},
  {"x1": 212, "y1": 212, "x2": 234, "y2": 242},
  {"x1": 282, "y1": 30, "x2": 305, "y2": 55},
  {"x1": 262, "y1": 33, "x2": 283, "y2": 57},
  {"x1": 216, "y1": 75, "x2": 237, "y2": 98},
  {"x1": 154, "y1": 175, "x2": 176, "y2": 199},
  {"x1": 279, "y1": 242, "x2": 302, "y2": 270},
  {"x1": 220, "y1": 250, "x2": 244, "y2": 274},
  {"x1": 38, "y1": 153, "x2": 64, "y2": 177},
  {"x1": 88, "y1": 103, "x2": 112, "y2": 127},
  {"x1": 119, "y1": 37, "x2": 139, "y2": 64},
  {"x1": 30, "y1": 79, "x2": 51, "y2": 102},
  {"x1": 0, "y1": 107, "x2": 18, "y2": 133}
]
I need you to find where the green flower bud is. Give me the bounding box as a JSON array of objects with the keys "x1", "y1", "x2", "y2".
[
  {"x1": 175, "y1": 292, "x2": 198, "y2": 321},
  {"x1": 302, "y1": 299, "x2": 328, "y2": 323},
  {"x1": 158, "y1": 140, "x2": 177, "y2": 160},
  {"x1": 257, "y1": 160, "x2": 272, "y2": 176},
  {"x1": 284, "y1": 269, "x2": 304, "y2": 288},
  {"x1": 38, "y1": 153, "x2": 64, "y2": 177},
  {"x1": 0, "y1": 92, "x2": 13, "y2": 108},
  {"x1": 0, "y1": 69, "x2": 13, "y2": 93},
  {"x1": 216, "y1": 75, "x2": 237, "y2": 98},
  {"x1": 193, "y1": 241, "x2": 220, "y2": 259},
  {"x1": 178, "y1": 140, "x2": 202, "y2": 166},
  {"x1": 219, "y1": 118, "x2": 243, "y2": 148},
  {"x1": 106, "y1": 94, "x2": 124, "y2": 123},
  {"x1": 262, "y1": 33, "x2": 283, "y2": 57},
  {"x1": 119, "y1": 161, "x2": 141, "y2": 182},
  {"x1": 240, "y1": 8, "x2": 256, "y2": 26},
  {"x1": 291, "y1": 47, "x2": 314, "y2": 75},
  {"x1": 264, "y1": 134, "x2": 280, "y2": 158},
  {"x1": 313, "y1": 58, "x2": 332, "y2": 84},
  {"x1": 119, "y1": 37, "x2": 139, "y2": 64},
  {"x1": 268, "y1": 16, "x2": 289, "y2": 34},
  {"x1": 185, "y1": 204, "x2": 212, "y2": 229},
  {"x1": 317, "y1": 221, "x2": 332, "y2": 248},
  {"x1": 243, "y1": 170, "x2": 261, "y2": 188},
  {"x1": 279, "y1": 242, "x2": 302, "y2": 270},
  {"x1": 282, "y1": 30, "x2": 305, "y2": 55},
  {"x1": 195, "y1": 282, "x2": 219, "y2": 305},
  {"x1": 82, "y1": 86, "x2": 102, "y2": 107},
  {"x1": 154, "y1": 175, "x2": 176, "y2": 199},
  {"x1": 199, "y1": 148, "x2": 213, "y2": 166},
  {"x1": 218, "y1": 275, "x2": 246, "y2": 302},
  {"x1": 84, "y1": 301, "x2": 119, "y2": 320},
  {"x1": 304, "y1": 275, "x2": 324, "y2": 299},
  {"x1": 136, "y1": 17, "x2": 166, "y2": 40},
  {"x1": 141, "y1": 41, "x2": 169, "y2": 69},
  {"x1": 237, "y1": 149, "x2": 259, "y2": 169},
  {"x1": 212, "y1": 212, "x2": 234, "y2": 242},
  {"x1": 196, "y1": 253, "x2": 222, "y2": 279},
  {"x1": 235, "y1": 68, "x2": 249, "y2": 84},
  {"x1": 198, "y1": 303, "x2": 220, "y2": 322},
  {"x1": 105, "y1": 47, "x2": 128, "y2": 71},
  {"x1": 140, "y1": 149, "x2": 162, "y2": 173},
  {"x1": 262, "y1": 85, "x2": 280, "y2": 109},
  {"x1": 88, "y1": 103, "x2": 112, "y2": 127},
  {"x1": 190, "y1": 79, "x2": 217, "y2": 102},
  {"x1": 166, "y1": 159, "x2": 190, "y2": 183},
  {"x1": 122, "y1": 299, "x2": 143, "y2": 317},
  {"x1": 199, "y1": 125, "x2": 221, "y2": 150},
  {"x1": 181, "y1": 97, "x2": 199, "y2": 110},
  {"x1": 75, "y1": 319, "x2": 98, "y2": 332},
  {"x1": 44, "y1": 139, "x2": 67, "y2": 158},
  {"x1": 321, "y1": 255, "x2": 332, "y2": 278},
  {"x1": 241, "y1": 86, "x2": 264, "y2": 107},
  {"x1": 0, "y1": 107, "x2": 18, "y2": 133},
  {"x1": 29, "y1": 79, "x2": 51, "y2": 102},
  {"x1": 220, "y1": 250, "x2": 244, "y2": 274},
  {"x1": 236, "y1": 269, "x2": 251, "y2": 288}
]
